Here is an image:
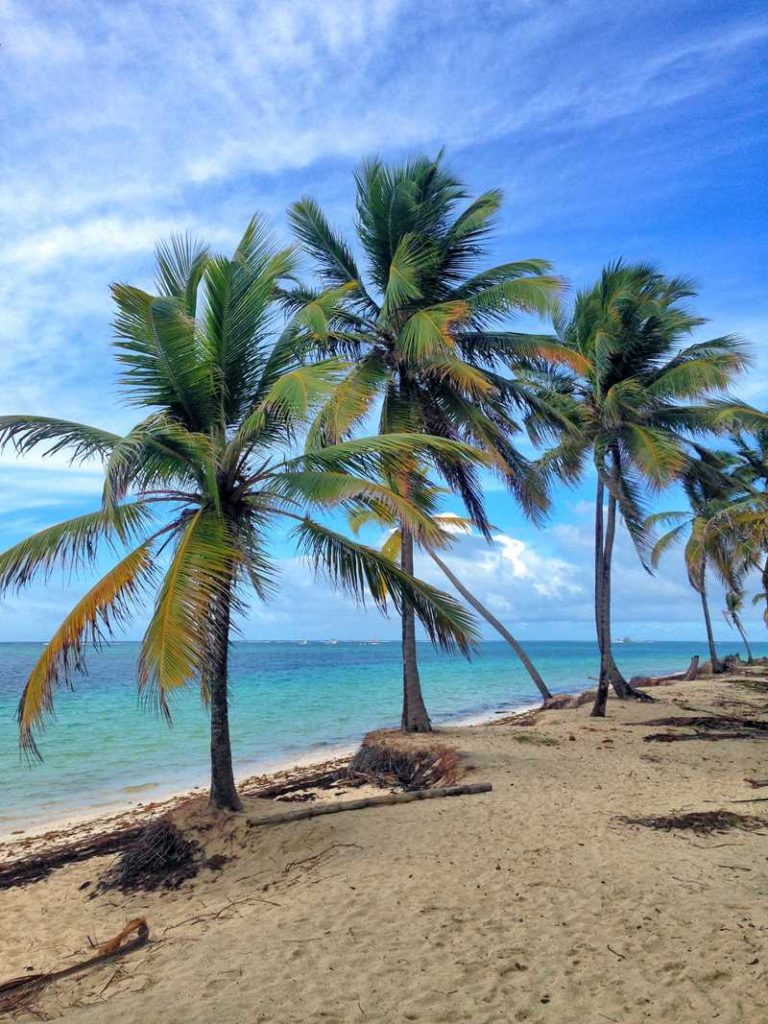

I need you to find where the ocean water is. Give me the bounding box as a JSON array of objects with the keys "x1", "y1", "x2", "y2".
[{"x1": 0, "y1": 638, "x2": 760, "y2": 834}]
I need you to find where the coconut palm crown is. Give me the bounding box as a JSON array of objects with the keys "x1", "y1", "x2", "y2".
[
  {"x1": 286, "y1": 153, "x2": 565, "y2": 729},
  {"x1": 0, "y1": 220, "x2": 481, "y2": 809},
  {"x1": 533, "y1": 260, "x2": 750, "y2": 715}
]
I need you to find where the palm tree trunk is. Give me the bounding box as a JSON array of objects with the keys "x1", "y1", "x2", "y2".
[
  {"x1": 425, "y1": 546, "x2": 552, "y2": 702},
  {"x1": 733, "y1": 613, "x2": 754, "y2": 664},
  {"x1": 592, "y1": 460, "x2": 652, "y2": 717},
  {"x1": 208, "y1": 582, "x2": 243, "y2": 811},
  {"x1": 400, "y1": 525, "x2": 432, "y2": 733},
  {"x1": 698, "y1": 573, "x2": 722, "y2": 674},
  {"x1": 592, "y1": 476, "x2": 611, "y2": 717}
]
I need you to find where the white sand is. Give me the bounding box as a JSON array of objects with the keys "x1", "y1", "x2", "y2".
[{"x1": 1, "y1": 675, "x2": 766, "y2": 1023}]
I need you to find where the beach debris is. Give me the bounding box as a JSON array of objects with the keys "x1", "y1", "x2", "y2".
[
  {"x1": 617, "y1": 810, "x2": 768, "y2": 834},
  {"x1": 639, "y1": 712, "x2": 768, "y2": 743},
  {"x1": 0, "y1": 917, "x2": 149, "y2": 1015},
  {"x1": 0, "y1": 824, "x2": 145, "y2": 891},
  {"x1": 97, "y1": 818, "x2": 208, "y2": 893},
  {"x1": 247, "y1": 782, "x2": 493, "y2": 828},
  {"x1": 349, "y1": 733, "x2": 460, "y2": 790}
]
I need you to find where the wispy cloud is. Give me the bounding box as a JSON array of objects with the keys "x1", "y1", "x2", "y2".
[{"x1": 1, "y1": 0, "x2": 765, "y2": 638}]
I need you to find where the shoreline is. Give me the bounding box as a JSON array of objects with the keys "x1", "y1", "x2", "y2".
[
  {"x1": 0, "y1": 695, "x2": 548, "y2": 846},
  {"x1": 3, "y1": 696, "x2": 548, "y2": 847}
]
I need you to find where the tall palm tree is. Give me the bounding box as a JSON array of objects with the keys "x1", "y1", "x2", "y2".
[
  {"x1": 534, "y1": 262, "x2": 748, "y2": 715},
  {"x1": 0, "y1": 221, "x2": 481, "y2": 810},
  {"x1": 287, "y1": 153, "x2": 564, "y2": 730},
  {"x1": 349, "y1": 471, "x2": 553, "y2": 702}
]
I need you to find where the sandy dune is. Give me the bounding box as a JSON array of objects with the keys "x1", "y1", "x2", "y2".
[{"x1": 1, "y1": 675, "x2": 766, "y2": 1023}]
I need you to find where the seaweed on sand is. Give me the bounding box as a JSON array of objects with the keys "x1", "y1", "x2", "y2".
[{"x1": 618, "y1": 810, "x2": 768, "y2": 834}]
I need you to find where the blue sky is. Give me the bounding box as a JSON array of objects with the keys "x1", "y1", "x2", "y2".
[{"x1": 1, "y1": 0, "x2": 766, "y2": 644}]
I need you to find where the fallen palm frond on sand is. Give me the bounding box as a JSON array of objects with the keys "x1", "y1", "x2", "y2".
[{"x1": 0, "y1": 918, "x2": 149, "y2": 1015}]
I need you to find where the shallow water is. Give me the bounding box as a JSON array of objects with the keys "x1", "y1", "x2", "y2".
[{"x1": 0, "y1": 638, "x2": 760, "y2": 833}]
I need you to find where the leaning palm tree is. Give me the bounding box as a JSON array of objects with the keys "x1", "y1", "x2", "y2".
[
  {"x1": 724, "y1": 590, "x2": 754, "y2": 663},
  {"x1": 0, "y1": 220, "x2": 481, "y2": 810},
  {"x1": 287, "y1": 153, "x2": 564, "y2": 730},
  {"x1": 535, "y1": 261, "x2": 749, "y2": 715},
  {"x1": 650, "y1": 509, "x2": 726, "y2": 673},
  {"x1": 349, "y1": 470, "x2": 553, "y2": 702},
  {"x1": 648, "y1": 450, "x2": 746, "y2": 674}
]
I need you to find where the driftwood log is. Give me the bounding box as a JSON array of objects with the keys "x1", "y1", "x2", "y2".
[{"x1": 247, "y1": 782, "x2": 492, "y2": 828}]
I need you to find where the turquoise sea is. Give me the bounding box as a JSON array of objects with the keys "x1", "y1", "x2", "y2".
[{"x1": 0, "y1": 638, "x2": 760, "y2": 835}]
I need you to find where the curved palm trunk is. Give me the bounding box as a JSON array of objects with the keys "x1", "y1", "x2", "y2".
[
  {"x1": 732, "y1": 612, "x2": 754, "y2": 664},
  {"x1": 208, "y1": 583, "x2": 243, "y2": 811},
  {"x1": 425, "y1": 546, "x2": 553, "y2": 702},
  {"x1": 400, "y1": 526, "x2": 432, "y2": 733},
  {"x1": 698, "y1": 570, "x2": 722, "y2": 674}
]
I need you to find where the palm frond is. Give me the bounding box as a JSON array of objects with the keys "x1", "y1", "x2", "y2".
[
  {"x1": 138, "y1": 510, "x2": 240, "y2": 719},
  {"x1": 0, "y1": 416, "x2": 120, "y2": 463},
  {"x1": 295, "y1": 519, "x2": 478, "y2": 653},
  {"x1": 18, "y1": 543, "x2": 154, "y2": 756},
  {"x1": 396, "y1": 302, "x2": 469, "y2": 361},
  {"x1": 0, "y1": 503, "x2": 151, "y2": 591}
]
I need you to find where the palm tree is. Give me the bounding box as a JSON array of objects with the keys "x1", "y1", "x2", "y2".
[
  {"x1": 0, "y1": 221, "x2": 482, "y2": 810},
  {"x1": 724, "y1": 590, "x2": 754, "y2": 663},
  {"x1": 287, "y1": 153, "x2": 564, "y2": 730},
  {"x1": 714, "y1": 429, "x2": 768, "y2": 621},
  {"x1": 349, "y1": 471, "x2": 553, "y2": 702},
  {"x1": 649, "y1": 449, "x2": 750, "y2": 673},
  {"x1": 535, "y1": 262, "x2": 748, "y2": 715}
]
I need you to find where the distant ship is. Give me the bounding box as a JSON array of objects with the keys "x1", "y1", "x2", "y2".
[{"x1": 613, "y1": 636, "x2": 634, "y2": 644}]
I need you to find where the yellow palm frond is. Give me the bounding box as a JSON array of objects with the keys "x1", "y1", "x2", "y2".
[
  {"x1": 18, "y1": 543, "x2": 155, "y2": 756},
  {"x1": 138, "y1": 510, "x2": 240, "y2": 718}
]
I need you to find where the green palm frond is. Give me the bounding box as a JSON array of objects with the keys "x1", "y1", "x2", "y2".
[
  {"x1": 381, "y1": 233, "x2": 426, "y2": 316},
  {"x1": 290, "y1": 432, "x2": 489, "y2": 483},
  {"x1": 102, "y1": 414, "x2": 215, "y2": 507},
  {"x1": 295, "y1": 518, "x2": 478, "y2": 653},
  {"x1": 0, "y1": 416, "x2": 120, "y2": 462},
  {"x1": 0, "y1": 503, "x2": 151, "y2": 591},
  {"x1": 154, "y1": 232, "x2": 209, "y2": 316},
  {"x1": 273, "y1": 470, "x2": 446, "y2": 547},
  {"x1": 305, "y1": 351, "x2": 389, "y2": 448},
  {"x1": 650, "y1": 521, "x2": 690, "y2": 568},
  {"x1": 396, "y1": 302, "x2": 469, "y2": 361},
  {"x1": 287, "y1": 197, "x2": 367, "y2": 298},
  {"x1": 112, "y1": 284, "x2": 208, "y2": 427}
]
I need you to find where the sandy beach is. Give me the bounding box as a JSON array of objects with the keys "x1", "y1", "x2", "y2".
[{"x1": 1, "y1": 673, "x2": 766, "y2": 1023}]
